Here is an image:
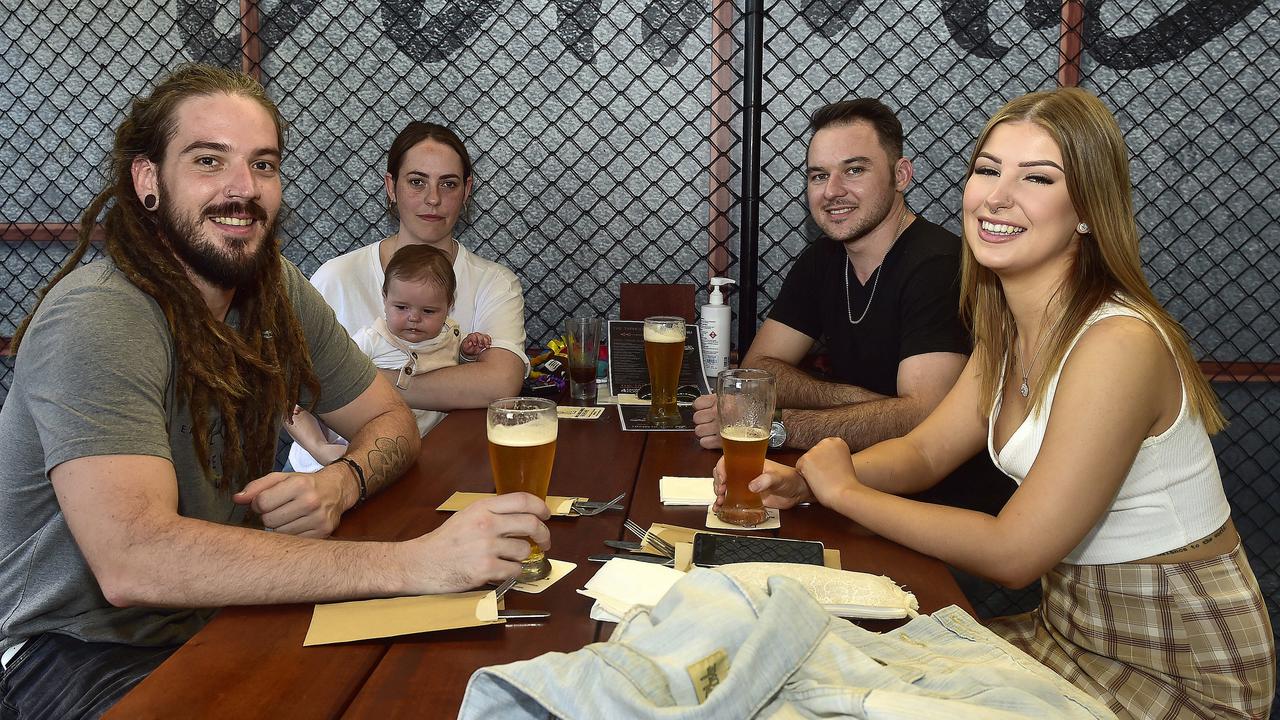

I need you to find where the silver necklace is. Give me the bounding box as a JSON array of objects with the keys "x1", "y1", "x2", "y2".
[
  {"x1": 1017, "y1": 335, "x2": 1048, "y2": 398},
  {"x1": 844, "y1": 209, "x2": 910, "y2": 325},
  {"x1": 1015, "y1": 286, "x2": 1065, "y2": 397}
]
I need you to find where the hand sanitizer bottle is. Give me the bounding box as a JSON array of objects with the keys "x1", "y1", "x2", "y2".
[{"x1": 700, "y1": 277, "x2": 735, "y2": 377}]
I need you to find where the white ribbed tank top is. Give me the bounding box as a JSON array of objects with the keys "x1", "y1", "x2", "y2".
[{"x1": 988, "y1": 301, "x2": 1230, "y2": 565}]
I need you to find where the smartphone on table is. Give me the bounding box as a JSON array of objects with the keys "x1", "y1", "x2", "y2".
[{"x1": 691, "y1": 533, "x2": 825, "y2": 567}]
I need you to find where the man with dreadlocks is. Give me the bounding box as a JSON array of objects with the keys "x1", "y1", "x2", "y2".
[{"x1": 0, "y1": 64, "x2": 551, "y2": 719}]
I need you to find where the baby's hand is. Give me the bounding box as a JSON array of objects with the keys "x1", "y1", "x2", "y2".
[{"x1": 462, "y1": 332, "x2": 492, "y2": 356}]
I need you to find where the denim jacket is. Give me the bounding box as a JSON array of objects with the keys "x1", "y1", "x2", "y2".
[{"x1": 459, "y1": 569, "x2": 1115, "y2": 719}]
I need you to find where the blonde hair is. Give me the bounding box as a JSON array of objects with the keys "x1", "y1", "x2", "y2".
[{"x1": 959, "y1": 87, "x2": 1224, "y2": 433}]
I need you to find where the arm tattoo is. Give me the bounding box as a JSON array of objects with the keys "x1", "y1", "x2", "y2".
[{"x1": 363, "y1": 435, "x2": 413, "y2": 494}]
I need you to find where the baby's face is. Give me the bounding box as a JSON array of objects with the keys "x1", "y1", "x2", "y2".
[{"x1": 383, "y1": 277, "x2": 448, "y2": 343}]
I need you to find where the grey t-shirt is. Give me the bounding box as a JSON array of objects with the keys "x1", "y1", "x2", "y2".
[{"x1": 0, "y1": 258, "x2": 376, "y2": 652}]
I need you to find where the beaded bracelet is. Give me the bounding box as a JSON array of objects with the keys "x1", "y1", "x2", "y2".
[{"x1": 330, "y1": 456, "x2": 367, "y2": 507}]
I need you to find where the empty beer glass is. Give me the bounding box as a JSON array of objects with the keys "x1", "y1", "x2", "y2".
[{"x1": 566, "y1": 317, "x2": 602, "y2": 402}]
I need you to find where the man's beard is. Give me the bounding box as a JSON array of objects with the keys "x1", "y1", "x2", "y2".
[
  {"x1": 816, "y1": 180, "x2": 896, "y2": 244},
  {"x1": 158, "y1": 189, "x2": 277, "y2": 290}
]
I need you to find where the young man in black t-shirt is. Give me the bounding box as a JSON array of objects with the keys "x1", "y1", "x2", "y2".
[{"x1": 692, "y1": 98, "x2": 1013, "y2": 514}]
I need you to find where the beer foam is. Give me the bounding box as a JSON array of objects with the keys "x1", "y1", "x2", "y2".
[
  {"x1": 488, "y1": 420, "x2": 558, "y2": 447},
  {"x1": 720, "y1": 426, "x2": 770, "y2": 442},
  {"x1": 643, "y1": 324, "x2": 685, "y2": 343}
]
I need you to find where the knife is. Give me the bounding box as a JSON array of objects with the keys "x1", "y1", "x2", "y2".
[
  {"x1": 498, "y1": 609, "x2": 551, "y2": 620},
  {"x1": 603, "y1": 540, "x2": 645, "y2": 552},
  {"x1": 588, "y1": 553, "x2": 675, "y2": 566}
]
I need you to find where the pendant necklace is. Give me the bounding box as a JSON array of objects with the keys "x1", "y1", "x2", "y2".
[
  {"x1": 1016, "y1": 285, "x2": 1065, "y2": 397},
  {"x1": 1018, "y1": 335, "x2": 1048, "y2": 398},
  {"x1": 845, "y1": 208, "x2": 910, "y2": 325}
]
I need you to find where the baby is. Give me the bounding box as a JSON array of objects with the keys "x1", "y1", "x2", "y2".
[{"x1": 287, "y1": 244, "x2": 490, "y2": 471}]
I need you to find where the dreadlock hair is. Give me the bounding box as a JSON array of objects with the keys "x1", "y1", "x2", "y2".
[{"x1": 11, "y1": 63, "x2": 322, "y2": 489}]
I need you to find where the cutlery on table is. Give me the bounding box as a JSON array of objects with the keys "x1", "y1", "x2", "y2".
[
  {"x1": 571, "y1": 493, "x2": 626, "y2": 515},
  {"x1": 492, "y1": 576, "x2": 550, "y2": 621},
  {"x1": 498, "y1": 609, "x2": 551, "y2": 621},
  {"x1": 587, "y1": 553, "x2": 675, "y2": 566},
  {"x1": 623, "y1": 519, "x2": 677, "y2": 558}
]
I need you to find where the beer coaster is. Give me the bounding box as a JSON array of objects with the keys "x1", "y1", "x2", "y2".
[
  {"x1": 512, "y1": 559, "x2": 577, "y2": 594},
  {"x1": 557, "y1": 406, "x2": 604, "y2": 420},
  {"x1": 704, "y1": 507, "x2": 780, "y2": 530},
  {"x1": 437, "y1": 492, "x2": 583, "y2": 517}
]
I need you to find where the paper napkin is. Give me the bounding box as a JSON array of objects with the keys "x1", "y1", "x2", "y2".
[
  {"x1": 578, "y1": 558, "x2": 685, "y2": 623},
  {"x1": 659, "y1": 476, "x2": 716, "y2": 505}
]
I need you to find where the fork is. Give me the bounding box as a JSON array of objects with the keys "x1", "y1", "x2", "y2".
[
  {"x1": 493, "y1": 576, "x2": 519, "y2": 598},
  {"x1": 623, "y1": 519, "x2": 676, "y2": 558},
  {"x1": 572, "y1": 493, "x2": 626, "y2": 516}
]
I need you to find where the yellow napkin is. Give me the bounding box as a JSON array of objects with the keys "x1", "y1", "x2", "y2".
[{"x1": 303, "y1": 590, "x2": 501, "y2": 646}]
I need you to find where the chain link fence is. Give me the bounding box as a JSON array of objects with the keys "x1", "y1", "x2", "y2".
[
  {"x1": 1080, "y1": 9, "x2": 1279, "y2": 708},
  {"x1": 2, "y1": 0, "x2": 1277, "y2": 708},
  {"x1": 2, "y1": 0, "x2": 745, "y2": 380}
]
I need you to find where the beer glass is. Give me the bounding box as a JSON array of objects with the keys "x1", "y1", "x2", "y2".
[
  {"x1": 566, "y1": 317, "x2": 602, "y2": 402},
  {"x1": 486, "y1": 397, "x2": 558, "y2": 582},
  {"x1": 715, "y1": 369, "x2": 775, "y2": 527},
  {"x1": 643, "y1": 316, "x2": 685, "y2": 426}
]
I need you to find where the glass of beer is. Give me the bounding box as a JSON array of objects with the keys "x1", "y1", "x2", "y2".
[
  {"x1": 486, "y1": 397, "x2": 558, "y2": 582},
  {"x1": 566, "y1": 317, "x2": 603, "y2": 402},
  {"x1": 715, "y1": 369, "x2": 775, "y2": 527},
  {"x1": 643, "y1": 316, "x2": 685, "y2": 426}
]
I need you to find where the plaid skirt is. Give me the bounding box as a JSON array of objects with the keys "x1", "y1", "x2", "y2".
[{"x1": 987, "y1": 543, "x2": 1275, "y2": 720}]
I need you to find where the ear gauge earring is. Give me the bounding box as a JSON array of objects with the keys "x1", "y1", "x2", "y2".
[
  {"x1": 143, "y1": 194, "x2": 158, "y2": 210},
  {"x1": 1076, "y1": 222, "x2": 1090, "y2": 234}
]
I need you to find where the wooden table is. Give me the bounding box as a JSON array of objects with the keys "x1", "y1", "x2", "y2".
[{"x1": 107, "y1": 407, "x2": 973, "y2": 719}]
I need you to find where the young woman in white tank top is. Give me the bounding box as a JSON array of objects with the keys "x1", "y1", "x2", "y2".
[{"x1": 714, "y1": 88, "x2": 1274, "y2": 718}]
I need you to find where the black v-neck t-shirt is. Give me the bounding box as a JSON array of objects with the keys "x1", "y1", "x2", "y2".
[{"x1": 767, "y1": 218, "x2": 970, "y2": 397}]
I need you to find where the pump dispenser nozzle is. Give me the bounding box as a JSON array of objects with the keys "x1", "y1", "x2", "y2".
[{"x1": 708, "y1": 277, "x2": 736, "y2": 305}]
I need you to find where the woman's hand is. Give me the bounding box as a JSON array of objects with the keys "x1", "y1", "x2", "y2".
[
  {"x1": 795, "y1": 437, "x2": 863, "y2": 508},
  {"x1": 712, "y1": 457, "x2": 814, "y2": 510}
]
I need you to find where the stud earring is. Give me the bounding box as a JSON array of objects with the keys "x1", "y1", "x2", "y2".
[
  {"x1": 1076, "y1": 222, "x2": 1090, "y2": 234},
  {"x1": 143, "y1": 194, "x2": 158, "y2": 210}
]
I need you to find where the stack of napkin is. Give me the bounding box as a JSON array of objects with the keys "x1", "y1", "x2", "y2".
[
  {"x1": 578, "y1": 558, "x2": 685, "y2": 622},
  {"x1": 658, "y1": 476, "x2": 716, "y2": 506}
]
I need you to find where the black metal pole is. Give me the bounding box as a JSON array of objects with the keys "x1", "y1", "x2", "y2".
[{"x1": 736, "y1": 0, "x2": 765, "y2": 356}]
